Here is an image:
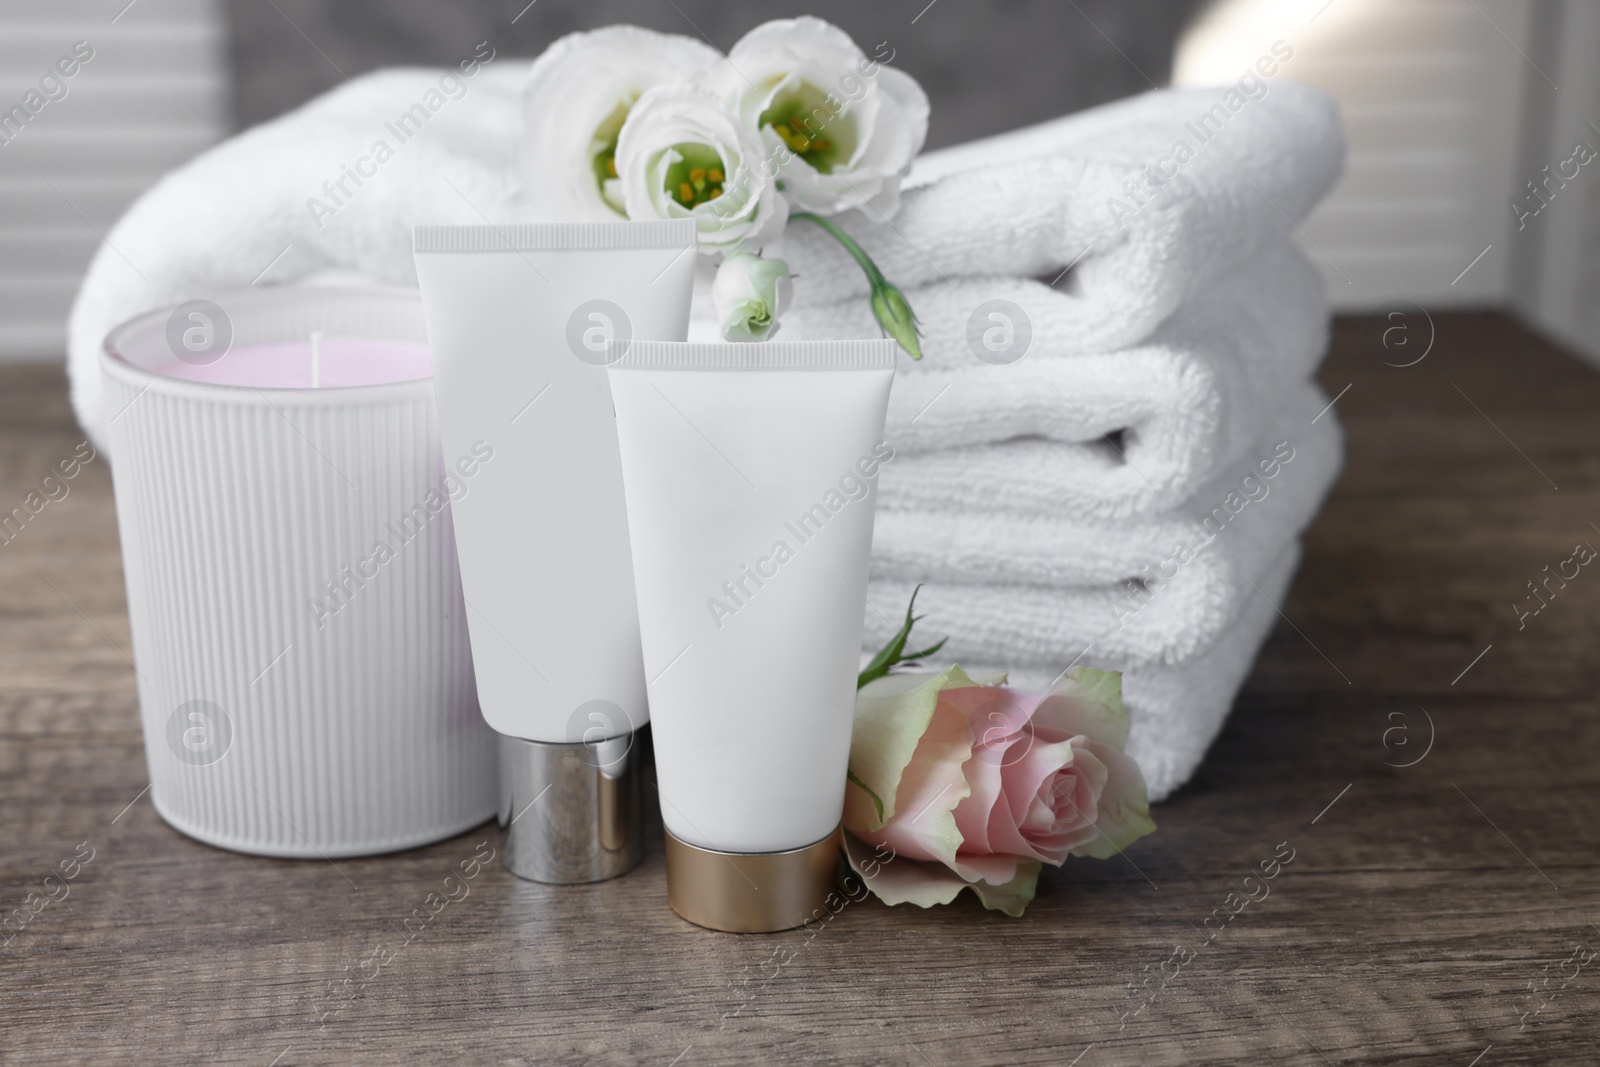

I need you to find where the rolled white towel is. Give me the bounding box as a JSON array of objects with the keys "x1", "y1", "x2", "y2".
[
  {"x1": 768, "y1": 81, "x2": 1345, "y2": 356},
  {"x1": 863, "y1": 381, "x2": 1342, "y2": 670},
  {"x1": 68, "y1": 64, "x2": 529, "y2": 453}
]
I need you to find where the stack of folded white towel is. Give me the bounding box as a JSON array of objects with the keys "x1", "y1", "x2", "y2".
[
  {"x1": 768, "y1": 84, "x2": 1347, "y2": 800},
  {"x1": 66, "y1": 67, "x2": 1344, "y2": 804}
]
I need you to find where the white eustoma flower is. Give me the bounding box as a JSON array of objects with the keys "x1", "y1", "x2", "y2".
[
  {"x1": 712, "y1": 253, "x2": 792, "y2": 341},
  {"x1": 718, "y1": 17, "x2": 930, "y2": 217},
  {"x1": 516, "y1": 25, "x2": 723, "y2": 221},
  {"x1": 615, "y1": 85, "x2": 788, "y2": 255}
]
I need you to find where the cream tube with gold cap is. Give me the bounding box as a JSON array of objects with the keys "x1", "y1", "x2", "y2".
[{"x1": 608, "y1": 338, "x2": 896, "y2": 932}]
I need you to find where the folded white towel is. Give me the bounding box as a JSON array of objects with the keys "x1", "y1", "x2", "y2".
[
  {"x1": 769, "y1": 82, "x2": 1345, "y2": 357},
  {"x1": 773, "y1": 239, "x2": 1328, "y2": 522},
  {"x1": 864, "y1": 380, "x2": 1342, "y2": 669},
  {"x1": 963, "y1": 539, "x2": 1301, "y2": 802}
]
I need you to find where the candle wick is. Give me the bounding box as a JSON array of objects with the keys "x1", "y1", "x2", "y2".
[{"x1": 310, "y1": 330, "x2": 323, "y2": 389}]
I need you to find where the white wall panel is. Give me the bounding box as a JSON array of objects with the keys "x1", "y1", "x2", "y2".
[
  {"x1": 1506, "y1": 0, "x2": 1600, "y2": 367},
  {"x1": 1175, "y1": 0, "x2": 1534, "y2": 309},
  {"x1": 0, "y1": 0, "x2": 228, "y2": 361}
]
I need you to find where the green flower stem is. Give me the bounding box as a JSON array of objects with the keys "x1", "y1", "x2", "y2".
[
  {"x1": 791, "y1": 211, "x2": 924, "y2": 360},
  {"x1": 792, "y1": 211, "x2": 883, "y2": 282}
]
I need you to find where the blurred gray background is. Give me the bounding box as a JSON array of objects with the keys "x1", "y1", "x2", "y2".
[{"x1": 225, "y1": 0, "x2": 1204, "y2": 147}]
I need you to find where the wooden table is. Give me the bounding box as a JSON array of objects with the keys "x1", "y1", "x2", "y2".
[{"x1": 3, "y1": 312, "x2": 1597, "y2": 1065}]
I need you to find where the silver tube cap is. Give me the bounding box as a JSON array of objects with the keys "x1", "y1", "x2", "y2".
[{"x1": 495, "y1": 730, "x2": 644, "y2": 884}]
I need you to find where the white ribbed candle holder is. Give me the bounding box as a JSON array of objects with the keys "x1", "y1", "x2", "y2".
[{"x1": 100, "y1": 287, "x2": 495, "y2": 857}]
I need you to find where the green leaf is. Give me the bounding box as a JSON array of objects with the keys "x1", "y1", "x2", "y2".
[
  {"x1": 898, "y1": 637, "x2": 947, "y2": 664},
  {"x1": 846, "y1": 768, "x2": 884, "y2": 824},
  {"x1": 858, "y1": 585, "x2": 946, "y2": 689}
]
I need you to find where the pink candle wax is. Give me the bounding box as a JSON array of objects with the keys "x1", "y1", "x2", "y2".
[{"x1": 153, "y1": 336, "x2": 432, "y2": 389}]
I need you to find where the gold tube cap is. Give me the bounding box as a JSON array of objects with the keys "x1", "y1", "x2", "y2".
[{"x1": 664, "y1": 826, "x2": 844, "y2": 933}]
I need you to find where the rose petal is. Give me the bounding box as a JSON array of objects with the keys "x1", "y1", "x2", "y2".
[
  {"x1": 848, "y1": 666, "x2": 983, "y2": 829},
  {"x1": 1027, "y1": 744, "x2": 1108, "y2": 859},
  {"x1": 939, "y1": 685, "x2": 1039, "y2": 747},
  {"x1": 843, "y1": 833, "x2": 963, "y2": 909},
  {"x1": 949, "y1": 851, "x2": 1020, "y2": 886},
  {"x1": 966, "y1": 861, "x2": 1042, "y2": 918},
  {"x1": 987, "y1": 735, "x2": 1076, "y2": 864},
  {"x1": 852, "y1": 700, "x2": 971, "y2": 866},
  {"x1": 844, "y1": 833, "x2": 1040, "y2": 917},
  {"x1": 1067, "y1": 740, "x2": 1157, "y2": 860},
  {"x1": 1001, "y1": 735, "x2": 1075, "y2": 826},
  {"x1": 950, "y1": 739, "x2": 1003, "y2": 855},
  {"x1": 942, "y1": 685, "x2": 1036, "y2": 855},
  {"x1": 1030, "y1": 667, "x2": 1129, "y2": 748}
]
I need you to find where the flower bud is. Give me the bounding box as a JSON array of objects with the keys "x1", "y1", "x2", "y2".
[
  {"x1": 870, "y1": 280, "x2": 923, "y2": 361},
  {"x1": 712, "y1": 253, "x2": 793, "y2": 342}
]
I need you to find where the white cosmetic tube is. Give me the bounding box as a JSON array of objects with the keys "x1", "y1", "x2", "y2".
[
  {"x1": 414, "y1": 219, "x2": 696, "y2": 883},
  {"x1": 608, "y1": 339, "x2": 897, "y2": 931}
]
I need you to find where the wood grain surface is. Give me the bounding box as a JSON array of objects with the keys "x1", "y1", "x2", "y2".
[{"x1": 2, "y1": 313, "x2": 1598, "y2": 1065}]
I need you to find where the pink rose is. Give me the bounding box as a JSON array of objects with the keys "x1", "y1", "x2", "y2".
[{"x1": 843, "y1": 666, "x2": 1155, "y2": 916}]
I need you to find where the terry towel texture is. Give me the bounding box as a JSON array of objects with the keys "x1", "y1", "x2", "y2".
[
  {"x1": 770, "y1": 81, "x2": 1344, "y2": 355},
  {"x1": 806, "y1": 80, "x2": 1346, "y2": 801},
  {"x1": 65, "y1": 64, "x2": 1345, "y2": 804},
  {"x1": 865, "y1": 381, "x2": 1343, "y2": 670},
  {"x1": 967, "y1": 541, "x2": 1303, "y2": 803},
  {"x1": 784, "y1": 239, "x2": 1330, "y2": 522}
]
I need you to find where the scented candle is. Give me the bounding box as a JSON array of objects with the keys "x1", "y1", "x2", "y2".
[{"x1": 100, "y1": 286, "x2": 494, "y2": 857}]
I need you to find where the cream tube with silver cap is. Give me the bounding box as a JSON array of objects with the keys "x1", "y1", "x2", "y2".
[
  {"x1": 608, "y1": 338, "x2": 897, "y2": 931},
  {"x1": 498, "y1": 732, "x2": 641, "y2": 884},
  {"x1": 414, "y1": 220, "x2": 696, "y2": 883}
]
